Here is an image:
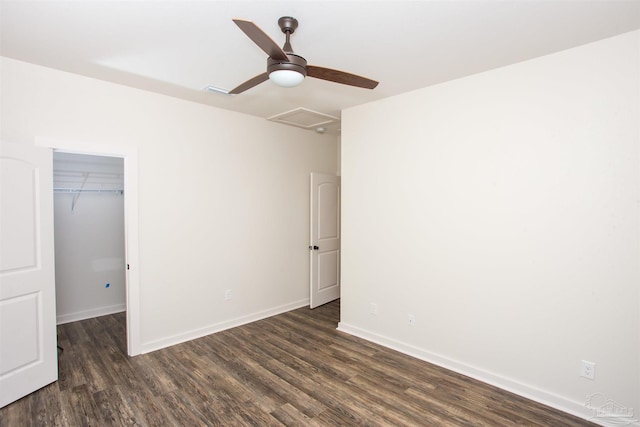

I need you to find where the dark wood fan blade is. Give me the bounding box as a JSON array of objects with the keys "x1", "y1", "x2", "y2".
[
  {"x1": 233, "y1": 19, "x2": 289, "y2": 61},
  {"x1": 307, "y1": 65, "x2": 378, "y2": 89},
  {"x1": 229, "y1": 72, "x2": 269, "y2": 94}
]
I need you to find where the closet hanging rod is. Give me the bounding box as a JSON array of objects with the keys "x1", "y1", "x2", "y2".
[{"x1": 54, "y1": 188, "x2": 123, "y2": 194}]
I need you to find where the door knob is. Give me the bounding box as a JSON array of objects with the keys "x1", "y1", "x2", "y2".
[{"x1": 309, "y1": 245, "x2": 319, "y2": 250}]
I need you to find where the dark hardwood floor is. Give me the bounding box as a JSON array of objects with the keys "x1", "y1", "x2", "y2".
[{"x1": 1, "y1": 300, "x2": 595, "y2": 426}]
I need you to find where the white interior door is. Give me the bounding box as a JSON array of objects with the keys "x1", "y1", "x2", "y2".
[
  {"x1": 310, "y1": 173, "x2": 340, "y2": 309},
  {"x1": 0, "y1": 142, "x2": 58, "y2": 408}
]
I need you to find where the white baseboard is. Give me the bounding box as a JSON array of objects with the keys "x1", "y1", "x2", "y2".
[
  {"x1": 139, "y1": 299, "x2": 310, "y2": 355},
  {"x1": 336, "y1": 322, "x2": 630, "y2": 427},
  {"x1": 57, "y1": 303, "x2": 126, "y2": 325}
]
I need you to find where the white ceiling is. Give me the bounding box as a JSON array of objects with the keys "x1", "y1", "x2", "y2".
[{"x1": 2, "y1": 0, "x2": 640, "y2": 133}]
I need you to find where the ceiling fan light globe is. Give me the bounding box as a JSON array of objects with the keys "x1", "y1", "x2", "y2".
[{"x1": 269, "y1": 70, "x2": 305, "y2": 88}]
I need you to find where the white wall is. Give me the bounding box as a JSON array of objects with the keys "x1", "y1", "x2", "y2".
[
  {"x1": 54, "y1": 153, "x2": 126, "y2": 324},
  {"x1": 340, "y1": 30, "x2": 640, "y2": 423},
  {"x1": 1, "y1": 57, "x2": 339, "y2": 353}
]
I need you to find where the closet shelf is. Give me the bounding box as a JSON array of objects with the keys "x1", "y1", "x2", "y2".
[{"x1": 54, "y1": 188, "x2": 123, "y2": 194}]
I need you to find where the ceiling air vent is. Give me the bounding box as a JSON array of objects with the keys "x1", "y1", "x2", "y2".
[{"x1": 267, "y1": 107, "x2": 339, "y2": 131}]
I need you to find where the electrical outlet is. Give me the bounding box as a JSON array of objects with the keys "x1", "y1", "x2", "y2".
[
  {"x1": 370, "y1": 303, "x2": 378, "y2": 315},
  {"x1": 408, "y1": 314, "x2": 415, "y2": 326},
  {"x1": 225, "y1": 289, "x2": 232, "y2": 301},
  {"x1": 580, "y1": 360, "x2": 596, "y2": 380}
]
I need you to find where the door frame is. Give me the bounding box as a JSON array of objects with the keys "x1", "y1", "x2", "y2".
[{"x1": 36, "y1": 137, "x2": 141, "y2": 356}]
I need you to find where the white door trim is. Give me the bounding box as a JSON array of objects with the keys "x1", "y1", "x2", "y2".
[{"x1": 35, "y1": 137, "x2": 141, "y2": 356}]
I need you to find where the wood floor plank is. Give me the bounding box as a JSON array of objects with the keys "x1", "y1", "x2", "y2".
[
  {"x1": 0, "y1": 300, "x2": 597, "y2": 426},
  {"x1": 92, "y1": 386, "x2": 139, "y2": 426},
  {"x1": 127, "y1": 353, "x2": 178, "y2": 397},
  {"x1": 56, "y1": 346, "x2": 90, "y2": 392},
  {"x1": 271, "y1": 403, "x2": 313, "y2": 426},
  {"x1": 155, "y1": 390, "x2": 211, "y2": 427},
  {"x1": 257, "y1": 317, "x2": 362, "y2": 381},
  {"x1": 30, "y1": 382, "x2": 70, "y2": 427},
  {"x1": 309, "y1": 405, "x2": 384, "y2": 427},
  {"x1": 64, "y1": 384, "x2": 106, "y2": 427},
  {"x1": 216, "y1": 329, "x2": 326, "y2": 418},
  {"x1": 122, "y1": 385, "x2": 180, "y2": 427}
]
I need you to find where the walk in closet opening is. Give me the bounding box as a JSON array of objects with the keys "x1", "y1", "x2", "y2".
[{"x1": 53, "y1": 152, "x2": 126, "y2": 330}]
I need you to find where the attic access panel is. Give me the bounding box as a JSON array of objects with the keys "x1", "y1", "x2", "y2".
[{"x1": 267, "y1": 107, "x2": 339, "y2": 130}]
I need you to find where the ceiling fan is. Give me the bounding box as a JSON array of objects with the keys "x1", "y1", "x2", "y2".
[{"x1": 229, "y1": 16, "x2": 379, "y2": 94}]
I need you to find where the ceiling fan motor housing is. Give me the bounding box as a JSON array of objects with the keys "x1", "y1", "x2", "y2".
[
  {"x1": 267, "y1": 53, "x2": 307, "y2": 77},
  {"x1": 278, "y1": 16, "x2": 298, "y2": 34}
]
